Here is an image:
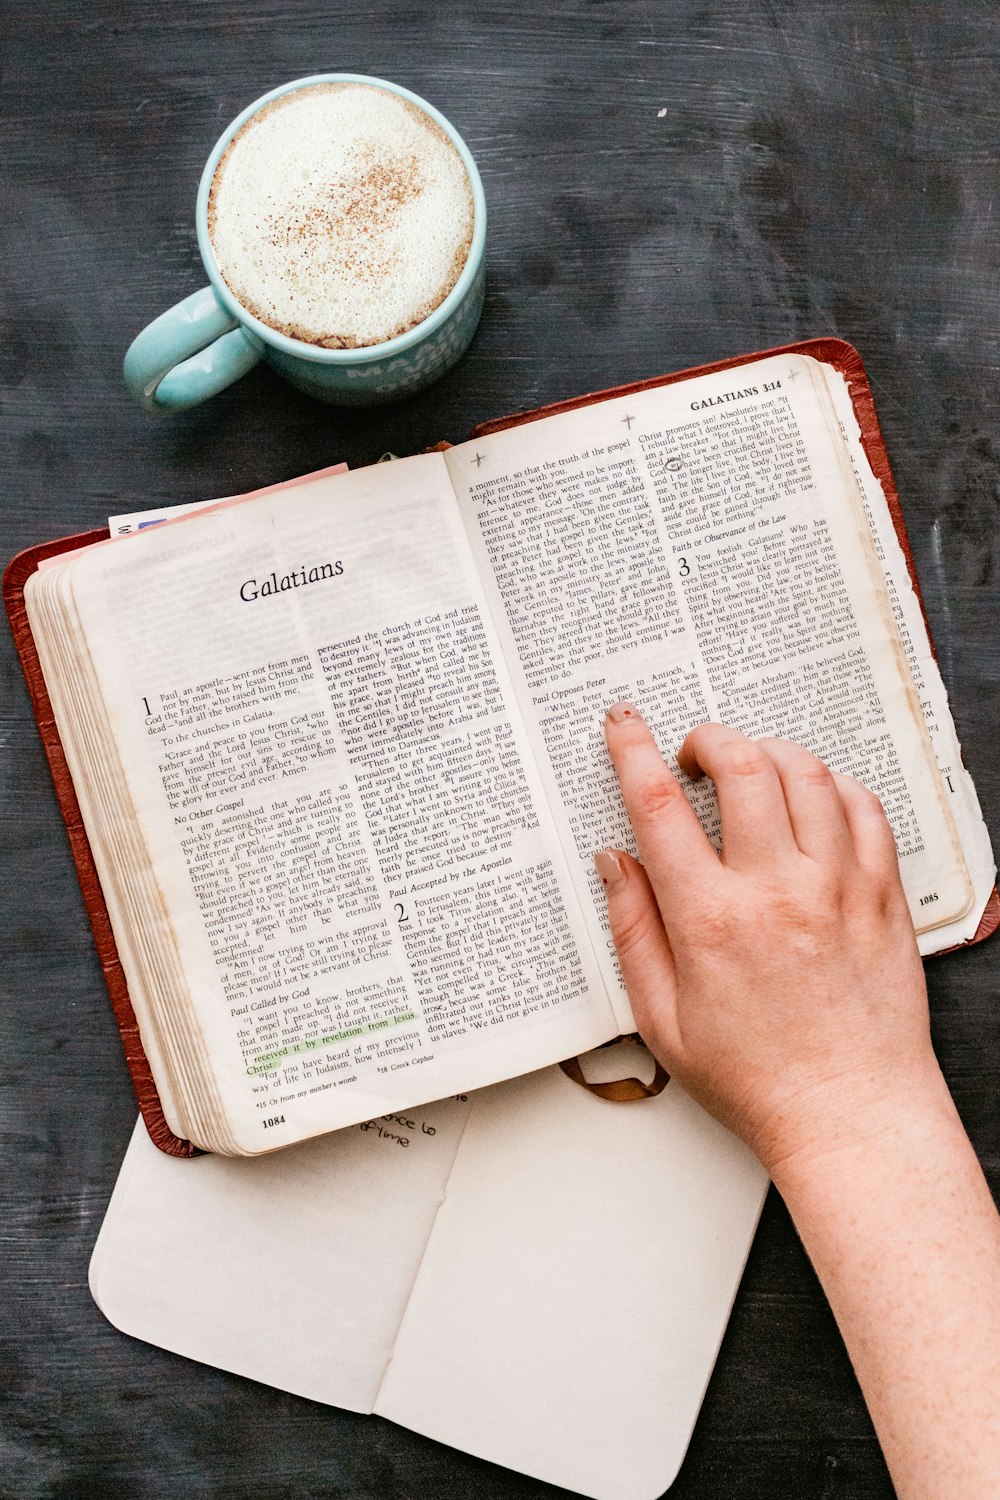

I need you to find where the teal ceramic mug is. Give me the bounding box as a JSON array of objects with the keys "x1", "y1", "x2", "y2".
[{"x1": 124, "y1": 75, "x2": 487, "y2": 412}]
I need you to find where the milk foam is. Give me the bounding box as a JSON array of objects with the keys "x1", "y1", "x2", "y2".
[{"x1": 208, "y1": 83, "x2": 475, "y2": 348}]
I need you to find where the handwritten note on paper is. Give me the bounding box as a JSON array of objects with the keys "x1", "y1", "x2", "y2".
[{"x1": 358, "y1": 1098, "x2": 469, "y2": 1149}]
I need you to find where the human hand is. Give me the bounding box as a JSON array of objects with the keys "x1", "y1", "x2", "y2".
[{"x1": 596, "y1": 705, "x2": 938, "y2": 1173}]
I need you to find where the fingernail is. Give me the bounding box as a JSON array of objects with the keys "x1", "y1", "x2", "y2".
[
  {"x1": 606, "y1": 700, "x2": 641, "y2": 724},
  {"x1": 594, "y1": 849, "x2": 626, "y2": 891}
]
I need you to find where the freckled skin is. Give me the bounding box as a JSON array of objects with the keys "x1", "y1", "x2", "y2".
[{"x1": 599, "y1": 708, "x2": 1000, "y2": 1499}]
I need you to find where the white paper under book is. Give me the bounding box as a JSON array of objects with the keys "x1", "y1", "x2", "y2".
[{"x1": 90, "y1": 1052, "x2": 768, "y2": 1500}]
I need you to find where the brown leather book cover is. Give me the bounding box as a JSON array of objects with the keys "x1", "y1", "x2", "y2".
[{"x1": 5, "y1": 338, "x2": 997, "y2": 1157}]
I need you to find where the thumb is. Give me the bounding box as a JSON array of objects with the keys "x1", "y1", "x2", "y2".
[{"x1": 595, "y1": 848, "x2": 681, "y2": 1062}]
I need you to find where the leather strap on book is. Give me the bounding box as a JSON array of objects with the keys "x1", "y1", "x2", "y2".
[{"x1": 559, "y1": 1046, "x2": 670, "y2": 1101}]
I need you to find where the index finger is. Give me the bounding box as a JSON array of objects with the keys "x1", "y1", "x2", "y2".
[{"x1": 604, "y1": 702, "x2": 721, "y2": 912}]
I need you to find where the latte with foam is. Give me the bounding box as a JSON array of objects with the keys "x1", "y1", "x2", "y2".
[{"x1": 207, "y1": 82, "x2": 475, "y2": 349}]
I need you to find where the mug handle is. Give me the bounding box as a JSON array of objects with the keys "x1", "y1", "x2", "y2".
[{"x1": 123, "y1": 287, "x2": 265, "y2": 413}]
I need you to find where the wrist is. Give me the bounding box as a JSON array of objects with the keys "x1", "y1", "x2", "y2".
[
  {"x1": 758, "y1": 1052, "x2": 954, "y2": 1189},
  {"x1": 763, "y1": 1054, "x2": 1000, "y2": 1500}
]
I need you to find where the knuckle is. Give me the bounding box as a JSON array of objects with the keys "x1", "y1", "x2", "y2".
[
  {"x1": 794, "y1": 762, "x2": 835, "y2": 790},
  {"x1": 685, "y1": 904, "x2": 732, "y2": 951},
  {"x1": 757, "y1": 734, "x2": 797, "y2": 755},
  {"x1": 715, "y1": 741, "x2": 769, "y2": 779},
  {"x1": 846, "y1": 784, "x2": 900, "y2": 851},
  {"x1": 765, "y1": 883, "x2": 825, "y2": 938},
  {"x1": 860, "y1": 785, "x2": 890, "y2": 819},
  {"x1": 839, "y1": 773, "x2": 885, "y2": 814},
  {"x1": 611, "y1": 903, "x2": 658, "y2": 962},
  {"x1": 634, "y1": 772, "x2": 686, "y2": 820},
  {"x1": 762, "y1": 736, "x2": 833, "y2": 783}
]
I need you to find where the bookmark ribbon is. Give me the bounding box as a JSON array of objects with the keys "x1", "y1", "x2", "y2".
[{"x1": 559, "y1": 1039, "x2": 669, "y2": 1101}]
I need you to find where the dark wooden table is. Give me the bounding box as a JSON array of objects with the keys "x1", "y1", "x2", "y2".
[{"x1": 2, "y1": 4, "x2": 998, "y2": 1497}]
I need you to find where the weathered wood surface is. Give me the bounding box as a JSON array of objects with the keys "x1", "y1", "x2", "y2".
[{"x1": 1, "y1": 4, "x2": 998, "y2": 1496}]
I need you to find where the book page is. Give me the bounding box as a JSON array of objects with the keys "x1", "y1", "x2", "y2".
[
  {"x1": 62, "y1": 455, "x2": 613, "y2": 1152},
  {"x1": 446, "y1": 354, "x2": 975, "y2": 1024},
  {"x1": 106, "y1": 461, "x2": 349, "y2": 534},
  {"x1": 377, "y1": 1064, "x2": 767, "y2": 1500},
  {"x1": 90, "y1": 1095, "x2": 472, "y2": 1413},
  {"x1": 820, "y1": 367, "x2": 996, "y2": 950}
]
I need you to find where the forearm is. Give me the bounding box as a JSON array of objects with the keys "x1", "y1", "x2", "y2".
[
  {"x1": 771, "y1": 1069, "x2": 1000, "y2": 1500},
  {"x1": 598, "y1": 710, "x2": 1000, "y2": 1488}
]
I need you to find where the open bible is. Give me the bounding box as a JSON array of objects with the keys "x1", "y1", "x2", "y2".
[{"x1": 8, "y1": 340, "x2": 996, "y2": 1156}]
